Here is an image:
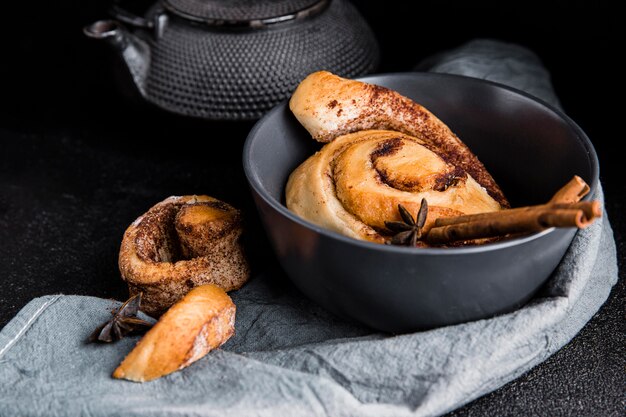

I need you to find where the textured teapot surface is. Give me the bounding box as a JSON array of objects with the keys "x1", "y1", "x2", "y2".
[
  {"x1": 162, "y1": 0, "x2": 325, "y2": 23},
  {"x1": 86, "y1": 0, "x2": 379, "y2": 121}
]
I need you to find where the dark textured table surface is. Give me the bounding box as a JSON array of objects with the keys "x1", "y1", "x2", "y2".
[{"x1": 1, "y1": 1, "x2": 624, "y2": 415}]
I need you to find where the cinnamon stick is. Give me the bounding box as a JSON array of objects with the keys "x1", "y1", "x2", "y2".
[
  {"x1": 424, "y1": 176, "x2": 600, "y2": 245},
  {"x1": 549, "y1": 175, "x2": 590, "y2": 204},
  {"x1": 433, "y1": 201, "x2": 601, "y2": 228},
  {"x1": 426, "y1": 205, "x2": 599, "y2": 245}
]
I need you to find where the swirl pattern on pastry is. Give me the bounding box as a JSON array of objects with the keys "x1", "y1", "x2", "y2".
[
  {"x1": 119, "y1": 195, "x2": 249, "y2": 316},
  {"x1": 286, "y1": 130, "x2": 502, "y2": 244},
  {"x1": 289, "y1": 71, "x2": 508, "y2": 207}
]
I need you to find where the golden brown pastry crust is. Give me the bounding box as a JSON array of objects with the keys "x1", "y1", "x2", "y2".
[
  {"x1": 286, "y1": 130, "x2": 502, "y2": 243},
  {"x1": 289, "y1": 71, "x2": 508, "y2": 207},
  {"x1": 113, "y1": 284, "x2": 235, "y2": 382},
  {"x1": 118, "y1": 195, "x2": 249, "y2": 316}
]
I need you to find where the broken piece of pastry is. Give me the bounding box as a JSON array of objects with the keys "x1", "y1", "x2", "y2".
[
  {"x1": 119, "y1": 195, "x2": 249, "y2": 316},
  {"x1": 113, "y1": 284, "x2": 235, "y2": 382},
  {"x1": 287, "y1": 71, "x2": 508, "y2": 244}
]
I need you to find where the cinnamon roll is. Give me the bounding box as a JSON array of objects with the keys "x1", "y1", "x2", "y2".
[
  {"x1": 119, "y1": 195, "x2": 249, "y2": 316},
  {"x1": 289, "y1": 71, "x2": 508, "y2": 207},
  {"x1": 286, "y1": 130, "x2": 502, "y2": 244},
  {"x1": 286, "y1": 71, "x2": 508, "y2": 245}
]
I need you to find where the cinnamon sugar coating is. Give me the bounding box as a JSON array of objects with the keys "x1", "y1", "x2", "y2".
[{"x1": 118, "y1": 195, "x2": 249, "y2": 316}]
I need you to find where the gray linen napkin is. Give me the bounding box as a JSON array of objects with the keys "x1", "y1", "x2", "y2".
[
  {"x1": 0, "y1": 40, "x2": 618, "y2": 417},
  {"x1": 415, "y1": 38, "x2": 562, "y2": 108}
]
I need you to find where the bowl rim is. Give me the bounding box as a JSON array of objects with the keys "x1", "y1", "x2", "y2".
[{"x1": 243, "y1": 71, "x2": 599, "y2": 255}]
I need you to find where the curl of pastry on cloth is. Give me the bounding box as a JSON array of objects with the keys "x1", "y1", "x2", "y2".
[
  {"x1": 286, "y1": 71, "x2": 509, "y2": 244},
  {"x1": 119, "y1": 195, "x2": 249, "y2": 316}
]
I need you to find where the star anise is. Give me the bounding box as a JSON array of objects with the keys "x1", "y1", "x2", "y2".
[
  {"x1": 87, "y1": 293, "x2": 154, "y2": 343},
  {"x1": 385, "y1": 199, "x2": 428, "y2": 246}
]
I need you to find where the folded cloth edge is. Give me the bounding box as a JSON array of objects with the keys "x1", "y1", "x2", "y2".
[{"x1": 0, "y1": 294, "x2": 62, "y2": 360}]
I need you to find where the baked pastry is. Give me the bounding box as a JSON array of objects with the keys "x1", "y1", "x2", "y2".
[
  {"x1": 119, "y1": 195, "x2": 249, "y2": 316},
  {"x1": 289, "y1": 70, "x2": 508, "y2": 207},
  {"x1": 113, "y1": 284, "x2": 235, "y2": 382},
  {"x1": 286, "y1": 71, "x2": 509, "y2": 244},
  {"x1": 286, "y1": 130, "x2": 502, "y2": 243}
]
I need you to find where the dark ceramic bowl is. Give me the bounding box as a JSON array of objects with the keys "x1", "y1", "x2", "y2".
[{"x1": 243, "y1": 73, "x2": 598, "y2": 333}]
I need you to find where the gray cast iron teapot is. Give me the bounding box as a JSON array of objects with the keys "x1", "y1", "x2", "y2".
[{"x1": 85, "y1": 0, "x2": 379, "y2": 120}]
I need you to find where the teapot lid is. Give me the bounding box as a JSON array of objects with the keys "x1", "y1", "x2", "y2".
[{"x1": 163, "y1": 0, "x2": 327, "y2": 26}]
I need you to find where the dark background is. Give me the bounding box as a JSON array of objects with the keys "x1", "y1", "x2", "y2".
[
  {"x1": 1, "y1": 1, "x2": 624, "y2": 139},
  {"x1": 1, "y1": 1, "x2": 624, "y2": 415}
]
